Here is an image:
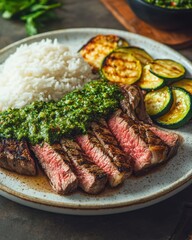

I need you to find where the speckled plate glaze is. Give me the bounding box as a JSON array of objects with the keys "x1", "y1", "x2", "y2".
[{"x1": 0, "y1": 28, "x2": 192, "y2": 215}]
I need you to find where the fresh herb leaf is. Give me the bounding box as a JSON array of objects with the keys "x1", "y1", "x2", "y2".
[{"x1": 0, "y1": 0, "x2": 61, "y2": 35}]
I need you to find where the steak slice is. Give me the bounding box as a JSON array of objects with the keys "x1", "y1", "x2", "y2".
[
  {"x1": 61, "y1": 138, "x2": 107, "y2": 194},
  {"x1": 120, "y1": 84, "x2": 152, "y2": 124},
  {"x1": 148, "y1": 126, "x2": 181, "y2": 159},
  {"x1": 90, "y1": 119, "x2": 132, "y2": 176},
  {"x1": 0, "y1": 139, "x2": 36, "y2": 176},
  {"x1": 32, "y1": 142, "x2": 78, "y2": 194},
  {"x1": 76, "y1": 130, "x2": 128, "y2": 187},
  {"x1": 108, "y1": 110, "x2": 169, "y2": 172},
  {"x1": 120, "y1": 84, "x2": 181, "y2": 159}
]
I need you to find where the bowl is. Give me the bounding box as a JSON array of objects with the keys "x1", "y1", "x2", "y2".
[{"x1": 126, "y1": 0, "x2": 192, "y2": 30}]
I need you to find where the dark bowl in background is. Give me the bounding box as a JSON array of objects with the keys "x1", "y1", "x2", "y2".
[{"x1": 126, "y1": 0, "x2": 192, "y2": 30}]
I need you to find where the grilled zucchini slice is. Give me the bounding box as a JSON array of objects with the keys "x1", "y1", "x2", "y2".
[
  {"x1": 79, "y1": 34, "x2": 129, "y2": 72},
  {"x1": 137, "y1": 64, "x2": 165, "y2": 90},
  {"x1": 100, "y1": 51, "x2": 142, "y2": 85},
  {"x1": 171, "y1": 78, "x2": 192, "y2": 95},
  {"x1": 149, "y1": 59, "x2": 186, "y2": 83},
  {"x1": 155, "y1": 87, "x2": 192, "y2": 129},
  {"x1": 144, "y1": 86, "x2": 173, "y2": 118},
  {"x1": 114, "y1": 46, "x2": 153, "y2": 65}
]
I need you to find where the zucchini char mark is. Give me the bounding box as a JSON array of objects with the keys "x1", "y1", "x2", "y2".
[
  {"x1": 155, "y1": 87, "x2": 192, "y2": 129},
  {"x1": 149, "y1": 59, "x2": 186, "y2": 83},
  {"x1": 101, "y1": 51, "x2": 142, "y2": 85},
  {"x1": 171, "y1": 78, "x2": 192, "y2": 95},
  {"x1": 79, "y1": 34, "x2": 129, "y2": 72},
  {"x1": 144, "y1": 86, "x2": 173, "y2": 118},
  {"x1": 114, "y1": 46, "x2": 153, "y2": 66},
  {"x1": 137, "y1": 64, "x2": 165, "y2": 91}
]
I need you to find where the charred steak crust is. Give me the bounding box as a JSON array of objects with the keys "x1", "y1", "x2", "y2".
[
  {"x1": 0, "y1": 139, "x2": 37, "y2": 176},
  {"x1": 120, "y1": 84, "x2": 181, "y2": 159},
  {"x1": 108, "y1": 110, "x2": 169, "y2": 172},
  {"x1": 148, "y1": 126, "x2": 181, "y2": 159},
  {"x1": 32, "y1": 143, "x2": 78, "y2": 194},
  {"x1": 120, "y1": 84, "x2": 153, "y2": 124},
  {"x1": 76, "y1": 129, "x2": 128, "y2": 187},
  {"x1": 91, "y1": 119, "x2": 132, "y2": 175},
  {"x1": 61, "y1": 138, "x2": 107, "y2": 194}
]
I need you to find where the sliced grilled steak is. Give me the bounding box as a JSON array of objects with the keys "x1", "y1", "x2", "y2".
[
  {"x1": 108, "y1": 110, "x2": 169, "y2": 172},
  {"x1": 32, "y1": 143, "x2": 78, "y2": 194},
  {"x1": 0, "y1": 139, "x2": 36, "y2": 176},
  {"x1": 76, "y1": 130, "x2": 128, "y2": 187},
  {"x1": 91, "y1": 119, "x2": 132, "y2": 176},
  {"x1": 148, "y1": 126, "x2": 181, "y2": 159},
  {"x1": 120, "y1": 84, "x2": 152, "y2": 124},
  {"x1": 120, "y1": 84, "x2": 181, "y2": 159},
  {"x1": 61, "y1": 138, "x2": 107, "y2": 194}
]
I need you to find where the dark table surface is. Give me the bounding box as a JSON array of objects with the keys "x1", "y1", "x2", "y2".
[{"x1": 0, "y1": 1, "x2": 192, "y2": 240}]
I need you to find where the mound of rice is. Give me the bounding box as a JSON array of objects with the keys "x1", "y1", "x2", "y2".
[{"x1": 0, "y1": 39, "x2": 95, "y2": 111}]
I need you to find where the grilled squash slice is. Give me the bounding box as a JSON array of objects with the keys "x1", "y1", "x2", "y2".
[
  {"x1": 114, "y1": 46, "x2": 153, "y2": 65},
  {"x1": 79, "y1": 34, "x2": 129, "y2": 72},
  {"x1": 149, "y1": 59, "x2": 186, "y2": 84},
  {"x1": 137, "y1": 64, "x2": 165, "y2": 90},
  {"x1": 100, "y1": 51, "x2": 142, "y2": 85},
  {"x1": 155, "y1": 87, "x2": 192, "y2": 129},
  {"x1": 171, "y1": 78, "x2": 192, "y2": 95},
  {"x1": 144, "y1": 86, "x2": 173, "y2": 118}
]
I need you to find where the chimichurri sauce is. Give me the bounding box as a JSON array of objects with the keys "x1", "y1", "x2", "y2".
[
  {"x1": 0, "y1": 79, "x2": 123, "y2": 144},
  {"x1": 145, "y1": 0, "x2": 192, "y2": 9}
]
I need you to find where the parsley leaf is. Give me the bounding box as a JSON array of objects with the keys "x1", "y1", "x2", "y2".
[{"x1": 0, "y1": 0, "x2": 61, "y2": 35}]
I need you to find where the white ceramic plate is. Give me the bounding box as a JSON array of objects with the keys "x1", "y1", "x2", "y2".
[{"x1": 0, "y1": 28, "x2": 192, "y2": 215}]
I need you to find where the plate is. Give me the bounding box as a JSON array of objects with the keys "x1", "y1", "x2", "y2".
[{"x1": 0, "y1": 28, "x2": 192, "y2": 215}]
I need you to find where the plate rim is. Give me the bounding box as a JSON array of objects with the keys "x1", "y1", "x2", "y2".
[
  {"x1": 0, "y1": 27, "x2": 192, "y2": 215},
  {"x1": 0, "y1": 171, "x2": 192, "y2": 213},
  {"x1": 0, "y1": 27, "x2": 191, "y2": 66}
]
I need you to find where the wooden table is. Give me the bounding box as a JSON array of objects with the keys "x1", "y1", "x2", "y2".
[{"x1": 0, "y1": 1, "x2": 192, "y2": 239}]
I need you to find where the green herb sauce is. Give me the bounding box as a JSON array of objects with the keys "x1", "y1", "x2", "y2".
[
  {"x1": 145, "y1": 0, "x2": 192, "y2": 9},
  {"x1": 0, "y1": 79, "x2": 123, "y2": 144}
]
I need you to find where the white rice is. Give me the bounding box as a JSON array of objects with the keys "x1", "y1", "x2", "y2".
[{"x1": 0, "y1": 39, "x2": 95, "y2": 111}]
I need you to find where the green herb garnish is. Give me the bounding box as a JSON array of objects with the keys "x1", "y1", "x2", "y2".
[
  {"x1": 0, "y1": 0, "x2": 61, "y2": 35},
  {"x1": 0, "y1": 80, "x2": 123, "y2": 144},
  {"x1": 145, "y1": 0, "x2": 192, "y2": 9}
]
